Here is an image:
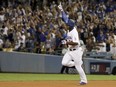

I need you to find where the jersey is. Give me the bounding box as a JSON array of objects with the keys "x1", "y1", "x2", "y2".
[
  {"x1": 61, "y1": 10, "x2": 87, "y2": 84},
  {"x1": 66, "y1": 27, "x2": 80, "y2": 49},
  {"x1": 61, "y1": 11, "x2": 80, "y2": 49}
]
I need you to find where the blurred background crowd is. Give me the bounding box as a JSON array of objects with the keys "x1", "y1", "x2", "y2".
[{"x1": 0, "y1": 0, "x2": 116, "y2": 56}]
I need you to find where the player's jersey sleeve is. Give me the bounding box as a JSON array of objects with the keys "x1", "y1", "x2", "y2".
[{"x1": 62, "y1": 11, "x2": 75, "y2": 29}]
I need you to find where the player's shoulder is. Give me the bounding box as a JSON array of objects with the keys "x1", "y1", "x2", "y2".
[{"x1": 72, "y1": 27, "x2": 78, "y2": 32}]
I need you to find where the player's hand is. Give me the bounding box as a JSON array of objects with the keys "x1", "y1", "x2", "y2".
[
  {"x1": 61, "y1": 40, "x2": 67, "y2": 44},
  {"x1": 58, "y1": 2, "x2": 63, "y2": 11}
]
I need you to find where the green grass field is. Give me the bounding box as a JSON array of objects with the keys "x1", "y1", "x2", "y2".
[{"x1": 0, "y1": 73, "x2": 116, "y2": 81}]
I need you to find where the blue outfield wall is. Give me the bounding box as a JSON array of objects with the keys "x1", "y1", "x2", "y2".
[
  {"x1": 0, "y1": 51, "x2": 116, "y2": 74},
  {"x1": 0, "y1": 51, "x2": 62, "y2": 73}
]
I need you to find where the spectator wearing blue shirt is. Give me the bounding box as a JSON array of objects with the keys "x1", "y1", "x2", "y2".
[{"x1": 96, "y1": 30, "x2": 106, "y2": 42}]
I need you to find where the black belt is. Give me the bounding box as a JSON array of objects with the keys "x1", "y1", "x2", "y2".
[{"x1": 70, "y1": 49, "x2": 76, "y2": 51}]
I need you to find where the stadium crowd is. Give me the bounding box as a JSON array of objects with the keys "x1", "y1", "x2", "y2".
[{"x1": 0, "y1": 0, "x2": 116, "y2": 56}]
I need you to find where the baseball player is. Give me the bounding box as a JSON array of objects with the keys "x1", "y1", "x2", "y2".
[{"x1": 58, "y1": 3, "x2": 87, "y2": 85}]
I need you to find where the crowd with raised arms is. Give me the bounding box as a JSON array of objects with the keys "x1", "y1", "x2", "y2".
[{"x1": 0, "y1": 0, "x2": 116, "y2": 56}]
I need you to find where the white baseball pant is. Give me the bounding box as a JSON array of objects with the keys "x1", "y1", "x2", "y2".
[{"x1": 62, "y1": 47, "x2": 87, "y2": 83}]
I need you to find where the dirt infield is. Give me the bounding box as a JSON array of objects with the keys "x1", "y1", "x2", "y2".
[{"x1": 0, "y1": 81, "x2": 116, "y2": 87}]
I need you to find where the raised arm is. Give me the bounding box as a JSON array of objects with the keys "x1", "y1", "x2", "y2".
[{"x1": 58, "y1": 3, "x2": 75, "y2": 29}]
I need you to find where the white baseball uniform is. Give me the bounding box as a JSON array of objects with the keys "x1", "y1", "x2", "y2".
[{"x1": 60, "y1": 8, "x2": 87, "y2": 83}]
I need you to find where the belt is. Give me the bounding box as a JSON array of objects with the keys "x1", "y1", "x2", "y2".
[{"x1": 69, "y1": 49, "x2": 76, "y2": 51}]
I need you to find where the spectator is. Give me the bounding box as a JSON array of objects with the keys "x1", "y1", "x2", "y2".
[
  {"x1": 86, "y1": 37, "x2": 96, "y2": 52},
  {"x1": 25, "y1": 36, "x2": 35, "y2": 52},
  {"x1": 0, "y1": 11, "x2": 5, "y2": 22},
  {"x1": 96, "y1": 30, "x2": 106, "y2": 42},
  {"x1": 96, "y1": 40, "x2": 106, "y2": 52},
  {"x1": 0, "y1": 37, "x2": 3, "y2": 51},
  {"x1": 0, "y1": 0, "x2": 115, "y2": 56},
  {"x1": 3, "y1": 39, "x2": 13, "y2": 52},
  {"x1": 45, "y1": 33, "x2": 54, "y2": 54}
]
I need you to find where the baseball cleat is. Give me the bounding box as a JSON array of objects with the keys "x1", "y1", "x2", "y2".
[{"x1": 80, "y1": 82, "x2": 87, "y2": 85}]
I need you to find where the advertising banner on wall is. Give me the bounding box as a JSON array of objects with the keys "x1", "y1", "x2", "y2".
[{"x1": 90, "y1": 62, "x2": 110, "y2": 74}]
